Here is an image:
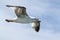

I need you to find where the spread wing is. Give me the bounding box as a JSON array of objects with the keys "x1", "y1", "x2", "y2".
[
  {"x1": 32, "y1": 21, "x2": 40, "y2": 32},
  {"x1": 6, "y1": 5, "x2": 29, "y2": 18},
  {"x1": 14, "y1": 7, "x2": 28, "y2": 18}
]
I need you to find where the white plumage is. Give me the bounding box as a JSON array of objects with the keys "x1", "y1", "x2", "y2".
[{"x1": 5, "y1": 5, "x2": 41, "y2": 32}]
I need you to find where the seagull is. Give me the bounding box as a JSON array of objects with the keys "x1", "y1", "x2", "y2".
[{"x1": 5, "y1": 5, "x2": 41, "y2": 32}]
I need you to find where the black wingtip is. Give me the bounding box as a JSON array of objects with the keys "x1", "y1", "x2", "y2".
[
  {"x1": 5, "y1": 19, "x2": 9, "y2": 22},
  {"x1": 6, "y1": 5, "x2": 10, "y2": 7},
  {"x1": 6, "y1": 5, "x2": 14, "y2": 7},
  {"x1": 35, "y1": 27, "x2": 40, "y2": 32}
]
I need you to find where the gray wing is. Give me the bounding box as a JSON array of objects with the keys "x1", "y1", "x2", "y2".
[
  {"x1": 14, "y1": 7, "x2": 28, "y2": 18},
  {"x1": 6, "y1": 5, "x2": 29, "y2": 18},
  {"x1": 32, "y1": 21, "x2": 40, "y2": 32}
]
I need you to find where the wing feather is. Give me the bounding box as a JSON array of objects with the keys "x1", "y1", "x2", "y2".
[
  {"x1": 32, "y1": 21, "x2": 40, "y2": 32},
  {"x1": 6, "y1": 5, "x2": 29, "y2": 18},
  {"x1": 14, "y1": 7, "x2": 28, "y2": 18}
]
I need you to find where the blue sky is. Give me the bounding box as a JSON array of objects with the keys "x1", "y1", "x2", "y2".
[{"x1": 0, "y1": 0, "x2": 60, "y2": 40}]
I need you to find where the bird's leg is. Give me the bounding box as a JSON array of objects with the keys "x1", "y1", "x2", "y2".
[{"x1": 5, "y1": 19, "x2": 15, "y2": 22}]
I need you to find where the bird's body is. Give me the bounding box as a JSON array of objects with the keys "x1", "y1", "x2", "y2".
[
  {"x1": 14, "y1": 16, "x2": 37, "y2": 23},
  {"x1": 5, "y1": 5, "x2": 41, "y2": 32}
]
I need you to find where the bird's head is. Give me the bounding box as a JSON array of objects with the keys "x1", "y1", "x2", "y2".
[{"x1": 31, "y1": 17, "x2": 41, "y2": 22}]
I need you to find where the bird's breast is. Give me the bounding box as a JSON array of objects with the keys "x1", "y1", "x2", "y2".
[{"x1": 15, "y1": 18, "x2": 34, "y2": 23}]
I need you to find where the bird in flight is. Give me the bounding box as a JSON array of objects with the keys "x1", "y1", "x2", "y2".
[{"x1": 5, "y1": 5, "x2": 41, "y2": 32}]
